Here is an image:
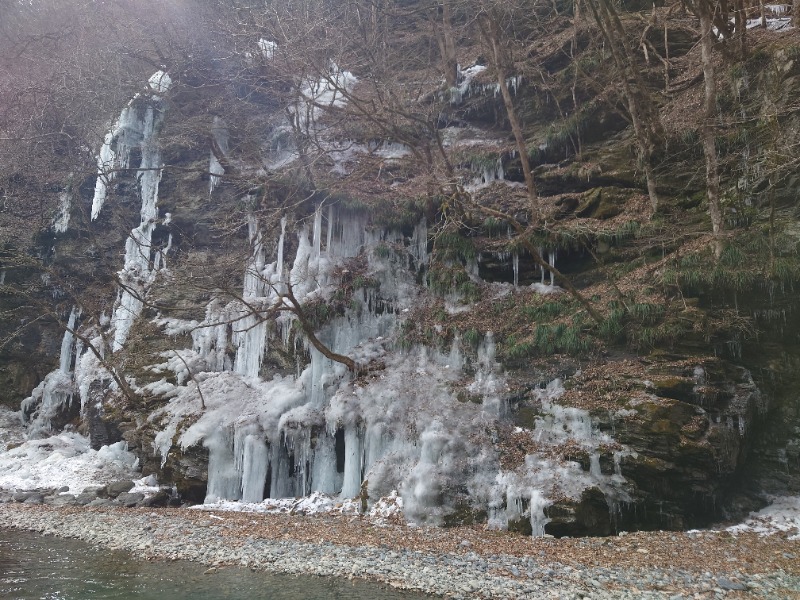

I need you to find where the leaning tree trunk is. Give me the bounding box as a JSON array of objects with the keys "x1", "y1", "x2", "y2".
[
  {"x1": 481, "y1": 16, "x2": 539, "y2": 211},
  {"x1": 588, "y1": 0, "x2": 661, "y2": 211},
  {"x1": 698, "y1": 2, "x2": 724, "y2": 248}
]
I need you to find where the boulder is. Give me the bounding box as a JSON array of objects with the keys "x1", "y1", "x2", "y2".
[
  {"x1": 138, "y1": 489, "x2": 171, "y2": 508},
  {"x1": 75, "y1": 491, "x2": 99, "y2": 505},
  {"x1": 87, "y1": 498, "x2": 113, "y2": 507},
  {"x1": 49, "y1": 494, "x2": 77, "y2": 506},
  {"x1": 105, "y1": 480, "x2": 135, "y2": 498},
  {"x1": 116, "y1": 492, "x2": 145, "y2": 507}
]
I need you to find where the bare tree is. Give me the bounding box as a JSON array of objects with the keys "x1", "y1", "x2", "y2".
[
  {"x1": 682, "y1": 0, "x2": 724, "y2": 250},
  {"x1": 585, "y1": 0, "x2": 662, "y2": 211}
]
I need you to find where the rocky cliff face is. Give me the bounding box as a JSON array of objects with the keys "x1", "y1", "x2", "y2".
[{"x1": 3, "y1": 2, "x2": 800, "y2": 536}]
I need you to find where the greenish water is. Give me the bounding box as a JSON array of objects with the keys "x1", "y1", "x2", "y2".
[{"x1": 0, "y1": 528, "x2": 431, "y2": 599}]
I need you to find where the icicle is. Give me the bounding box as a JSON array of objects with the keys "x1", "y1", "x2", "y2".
[
  {"x1": 209, "y1": 116, "x2": 229, "y2": 193},
  {"x1": 277, "y1": 216, "x2": 287, "y2": 281},
  {"x1": 410, "y1": 217, "x2": 428, "y2": 268},
  {"x1": 341, "y1": 424, "x2": 363, "y2": 498},
  {"x1": 91, "y1": 107, "x2": 133, "y2": 221},
  {"x1": 539, "y1": 246, "x2": 546, "y2": 284},
  {"x1": 529, "y1": 490, "x2": 550, "y2": 537},
  {"x1": 548, "y1": 248, "x2": 557, "y2": 286},
  {"x1": 589, "y1": 453, "x2": 602, "y2": 478},
  {"x1": 312, "y1": 207, "x2": 322, "y2": 260},
  {"x1": 310, "y1": 432, "x2": 339, "y2": 494},
  {"x1": 243, "y1": 213, "x2": 265, "y2": 298},
  {"x1": 269, "y1": 441, "x2": 294, "y2": 499},
  {"x1": 205, "y1": 427, "x2": 242, "y2": 503},
  {"x1": 240, "y1": 431, "x2": 269, "y2": 503},
  {"x1": 326, "y1": 205, "x2": 334, "y2": 255},
  {"x1": 512, "y1": 252, "x2": 519, "y2": 288},
  {"x1": 363, "y1": 422, "x2": 387, "y2": 476},
  {"x1": 59, "y1": 307, "x2": 79, "y2": 373},
  {"x1": 109, "y1": 99, "x2": 166, "y2": 351},
  {"x1": 22, "y1": 306, "x2": 80, "y2": 437}
]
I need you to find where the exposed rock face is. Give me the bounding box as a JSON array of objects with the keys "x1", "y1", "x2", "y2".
[
  {"x1": 4, "y1": 12, "x2": 800, "y2": 538},
  {"x1": 615, "y1": 363, "x2": 764, "y2": 530}
]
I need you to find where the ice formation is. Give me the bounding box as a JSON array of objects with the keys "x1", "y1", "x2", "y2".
[
  {"x1": 726, "y1": 495, "x2": 800, "y2": 539},
  {"x1": 448, "y1": 64, "x2": 523, "y2": 105},
  {"x1": 209, "y1": 116, "x2": 228, "y2": 193},
  {"x1": 257, "y1": 38, "x2": 277, "y2": 59},
  {"x1": 292, "y1": 63, "x2": 357, "y2": 131},
  {"x1": 88, "y1": 71, "x2": 171, "y2": 351},
  {"x1": 53, "y1": 190, "x2": 71, "y2": 233},
  {"x1": 15, "y1": 62, "x2": 635, "y2": 536},
  {"x1": 91, "y1": 71, "x2": 171, "y2": 221},
  {"x1": 138, "y1": 203, "x2": 632, "y2": 534},
  {"x1": 21, "y1": 307, "x2": 80, "y2": 437},
  {"x1": 0, "y1": 432, "x2": 138, "y2": 494}
]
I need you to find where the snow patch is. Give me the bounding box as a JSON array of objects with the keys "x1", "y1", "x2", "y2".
[
  {"x1": 727, "y1": 496, "x2": 800, "y2": 539},
  {"x1": 0, "y1": 433, "x2": 139, "y2": 494}
]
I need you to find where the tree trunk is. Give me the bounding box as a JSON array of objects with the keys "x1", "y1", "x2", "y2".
[
  {"x1": 698, "y1": 3, "x2": 724, "y2": 245},
  {"x1": 284, "y1": 282, "x2": 358, "y2": 372},
  {"x1": 433, "y1": 0, "x2": 458, "y2": 87},
  {"x1": 734, "y1": 0, "x2": 746, "y2": 59},
  {"x1": 588, "y1": 0, "x2": 660, "y2": 211},
  {"x1": 481, "y1": 16, "x2": 538, "y2": 211}
]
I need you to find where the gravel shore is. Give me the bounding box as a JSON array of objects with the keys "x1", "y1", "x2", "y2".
[{"x1": 1, "y1": 504, "x2": 799, "y2": 599}]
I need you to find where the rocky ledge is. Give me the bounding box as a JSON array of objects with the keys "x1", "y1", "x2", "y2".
[{"x1": 1, "y1": 504, "x2": 799, "y2": 599}]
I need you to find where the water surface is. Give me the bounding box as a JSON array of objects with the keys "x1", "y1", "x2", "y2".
[{"x1": 0, "y1": 528, "x2": 432, "y2": 599}]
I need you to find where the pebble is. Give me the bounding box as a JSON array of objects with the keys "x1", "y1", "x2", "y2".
[{"x1": 0, "y1": 504, "x2": 798, "y2": 599}]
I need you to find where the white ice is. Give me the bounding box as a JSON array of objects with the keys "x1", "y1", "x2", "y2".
[{"x1": 0, "y1": 432, "x2": 139, "y2": 494}]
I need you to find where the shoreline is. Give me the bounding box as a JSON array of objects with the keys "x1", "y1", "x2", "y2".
[{"x1": 1, "y1": 505, "x2": 800, "y2": 598}]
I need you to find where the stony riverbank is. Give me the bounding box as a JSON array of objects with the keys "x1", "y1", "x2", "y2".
[{"x1": 1, "y1": 504, "x2": 800, "y2": 599}]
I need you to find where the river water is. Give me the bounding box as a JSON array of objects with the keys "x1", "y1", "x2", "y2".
[{"x1": 0, "y1": 528, "x2": 431, "y2": 599}]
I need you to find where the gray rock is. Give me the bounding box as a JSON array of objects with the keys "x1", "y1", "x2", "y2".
[
  {"x1": 12, "y1": 491, "x2": 33, "y2": 502},
  {"x1": 75, "y1": 492, "x2": 98, "y2": 505},
  {"x1": 116, "y1": 492, "x2": 145, "y2": 507},
  {"x1": 717, "y1": 577, "x2": 746, "y2": 591},
  {"x1": 22, "y1": 493, "x2": 44, "y2": 504},
  {"x1": 139, "y1": 489, "x2": 170, "y2": 508},
  {"x1": 87, "y1": 498, "x2": 113, "y2": 507},
  {"x1": 50, "y1": 494, "x2": 77, "y2": 506},
  {"x1": 106, "y1": 480, "x2": 135, "y2": 498}
]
